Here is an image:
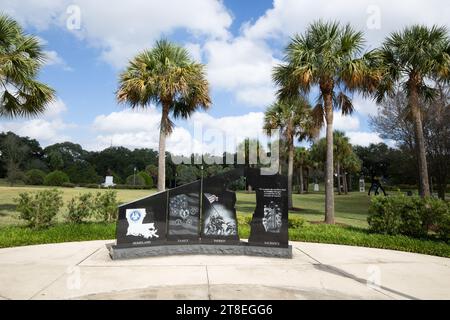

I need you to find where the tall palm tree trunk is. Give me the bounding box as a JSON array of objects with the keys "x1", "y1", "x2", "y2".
[
  {"x1": 287, "y1": 138, "x2": 294, "y2": 209},
  {"x1": 324, "y1": 93, "x2": 335, "y2": 224},
  {"x1": 343, "y1": 172, "x2": 348, "y2": 195},
  {"x1": 348, "y1": 174, "x2": 352, "y2": 192},
  {"x1": 157, "y1": 103, "x2": 170, "y2": 192},
  {"x1": 278, "y1": 128, "x2": 283, "y2": 175},
  {"x1": 299, "y1": 165, "x2": 304, "y2": 194},
  {"x1": 305, "y1": 168, "x2": 310, "y2": 193},
  {"x1": 336, "y1": 161, "x2": 342, "y2": 195},
  {"x1": 410, "y1": 84, "x2": 430, "y2": 197}
]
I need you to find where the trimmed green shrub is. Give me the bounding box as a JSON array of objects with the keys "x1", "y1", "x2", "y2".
[
  {"x1": 66, "y1": 193, "x2": 95, "y2": 223},
  {"x1": 435, "y1": 202, "x2": 450, "y2": 241},
  {"x1": 25, "y1": 169, "x2": 46, "y2": 185},
  {"x1": 15, "y1": 189, "x2": 63, "y2": 229},
  {"x1": 229, "y1": 176, "x2": 246, "y2": 191},
  {"x1": 112, "y1": 184, "x2": 153, "y2": 190},
  {"x1": 138, "y1": 171, "x2": 154, "y2": 187},
  {"x1": 85, "y1": 183, "x2": 100, "y2": 189},
  {"x1": 367, "y1": 196, "x2": 403, "y2": 235},
  {"x1": 44, "y1": 170, "x2": 70, "y2": 186},
  {"x1": 110, "y1": 172, "x2": 122, "y2": 185},
  {"x1": 368, "y1": 195, "x2": 450, "y2": 239},
  {"x1": 421, "y1": 197, "x2": 449, "y2": 232},
  {"x1": 62, "y1": 182, "x2": 76, "y2": 188},
  {"x1": 94, "y1": 190, "x2": 119, "y2": 222},
  {"x1": 289, "y1": 216, "x2": 306, "y2": 229},
  {"x1": 126, "y1": 174, "x2": 146, "y2": 186},
  {"x1": 6, "y1": 166, "x2": 26, "y2": 185}
]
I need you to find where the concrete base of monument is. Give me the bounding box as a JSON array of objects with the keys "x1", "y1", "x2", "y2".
[{"x1": 109, "y1": 242, "x2": 293, "y2": 260}]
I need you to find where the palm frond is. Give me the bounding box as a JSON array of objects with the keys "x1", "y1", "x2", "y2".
[
  {"x1": 335, "y1": 92, "x2": 354, "y2": 115},
  {"x1": 0, "y1": 14, "x2": 55, "y2": 118},
  {"x1": 311, "y1": 104, "x2": 325, "y2": 128}
]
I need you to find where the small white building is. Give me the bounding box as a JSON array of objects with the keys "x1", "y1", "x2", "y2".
[{"x1": 102, "y1": 176, "x2": 116, "y2": 188}]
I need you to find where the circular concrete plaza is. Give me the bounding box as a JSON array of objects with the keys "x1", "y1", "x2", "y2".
[{"x1": 0, "y1": 240, "x2": 449, "y2": 300}]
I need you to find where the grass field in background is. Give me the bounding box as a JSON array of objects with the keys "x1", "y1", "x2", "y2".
[
  {"x1": 0, "y1": 185, "x2": 372, "y2": 228},
  {"x1": 0, "y1": 186, "x2": 156, "y2": 226},
  {"x1": 237, "y1": 190, "x2": 372, "y2": 228}
]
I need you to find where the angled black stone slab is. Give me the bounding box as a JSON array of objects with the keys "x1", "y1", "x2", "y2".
[
  {"x1": 201, "y1": 168, "x2": 244, "y2": 245},
  {"x1": 167, "y1": 180, "x2": 201, "y2": 244},
  {"x1": 246, "y1": 168, "x2": 289, "y2": 248},
  {"x1": 115, "y1": 191, "x2": 168, "y2": 248}
]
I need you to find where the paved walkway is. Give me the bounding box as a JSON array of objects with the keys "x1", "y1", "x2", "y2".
[{"x1": 0, "y1": 240, "x2": 449, "y2": 300}]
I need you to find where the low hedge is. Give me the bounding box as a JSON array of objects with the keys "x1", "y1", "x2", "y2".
[
  {"x1": 44, "y1": 170, "x2": 70, "y2": 186},
  {"x1": 25, "y1": 169, "x2": 46, "y2": 185},
  {"x1": 80, "y1": 184, "x2": 153, "y2": 190},
  {"x1": 112, "y1": 184, "x2": 153, "y2": 190},
  {"x1": 368, "y1": 195, "x2": 449, "y2": 240},
  {"x1": 1, "y1": 221, "x2": 448, "y2": 257},
  {"x1": 15, "y1": 189, "x2": 64, "y2": 229},
  {"x1": 62, "y1": 182, "x2": 76, "y2": 188}
]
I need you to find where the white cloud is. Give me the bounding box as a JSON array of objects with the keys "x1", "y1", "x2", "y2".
[
  {"x1": 44, "y1": 50, "x2": 73, "y2": 71},
  {"x1": 2, "y1": 0, "x2": 233, "y2": 68},
  {"x1": 1, "y1": 0, "x2": 67, "y2": 30},
  {"x1": 317, "y1": 112, "x2": 361, "y2": 143},
  {"x1": 243, "y1": 0, "x2": 450, "y2": 47},
  {"x1": 191, "y1": 111, "x2": 266, "y2": 153},
  {"x1": 1, "y1": 119, "x2": 72, "y2": 144},
  {"x1": 90, "y1": 108, "x2": 267, "y2": 155},
  {"x1": 42, "y1": 97, "x2": 68, "y2": 119},
  {"x1": 333, "y1": 113, "x2": 360, "y2": 131},
  {"x1": 184, "y1": 43, "x2": 203, "y2": 63},
  {"x1": 0, "y1": 98, "x2": 75, "y2": 146},
  {"x1": 347, "y1": 131, "x2": 383, "y2": 146},
  {"x1": 352, "y1": 94, "x2": 379, "y2": 117},
  {"x1": 93, "y1": 108, "x2": 161, "y2": 134},
  {"x1": 204, "y1": 37, "x2": 279, "y2": 107}
]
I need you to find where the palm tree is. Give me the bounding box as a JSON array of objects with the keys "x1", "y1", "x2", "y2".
[
  {"x1": 263, "y1": 95, "x2": 316, "y2": 209},
  {"x1": 117, "y1": 39, "x2": 211, "y2": 191},
  {"x1": 273, "y1": 21, "x2": 379, "y2": 224},
  {"x1": 0, "y1": 14, "x2": 55, "y2": 117},
  {"x1": 294, "y1": 147, "x2": 309, "y2": 194},
  {"x1": 341, "y1": 151, "x2": 362, "y2": 194},
  {"x1": 375, "y1": 25, "x2": 450, "y2": 197},
  {"x1": 334, "y1": 131, "x2": 352, "y2": 195}
]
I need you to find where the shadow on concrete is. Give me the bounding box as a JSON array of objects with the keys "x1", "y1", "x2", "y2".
[{"x1": 312, "y1": 263, "x2": 419, "y2": 300}]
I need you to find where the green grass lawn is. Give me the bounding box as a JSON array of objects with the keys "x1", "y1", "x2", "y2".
[
  {"x1": 0, "y1": 185, "x2": 372, "y2": 228},
  {"x1": 1, "y1": 221, "x2": 448, "y2": 257},
  {"x1": 236, "y1": 190, "x2": 371, "y2": 228}
]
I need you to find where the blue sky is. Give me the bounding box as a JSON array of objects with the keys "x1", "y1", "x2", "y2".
[{"x1": 1, "y1": 0, "x2": 448, "y2": 155}]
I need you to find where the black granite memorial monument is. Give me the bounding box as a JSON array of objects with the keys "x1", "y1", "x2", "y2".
[{"x1": 109, "y1": 167, "x2": 292, "y2": 259}]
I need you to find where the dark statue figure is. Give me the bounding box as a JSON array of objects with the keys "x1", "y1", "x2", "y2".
[{"x1": 368, "y1": 176, "x2": 387, "y2": 196}]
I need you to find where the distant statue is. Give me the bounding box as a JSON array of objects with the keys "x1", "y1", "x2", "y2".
[{"x1": 368, "y1": 176, "x2": 386, "y2": 196}]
